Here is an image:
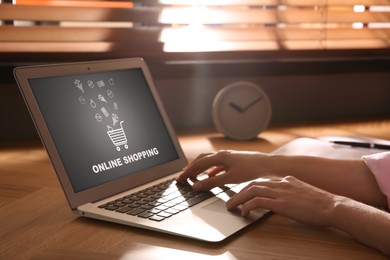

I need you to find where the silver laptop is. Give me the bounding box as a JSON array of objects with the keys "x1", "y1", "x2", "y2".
[{"x1": 14, "y1": 58, "x2": 268, "y2": 242}]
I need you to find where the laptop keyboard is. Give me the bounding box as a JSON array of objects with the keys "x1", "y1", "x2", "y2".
[{"x1": 98, "y1": 178, "x2": 221, "y2": 222}]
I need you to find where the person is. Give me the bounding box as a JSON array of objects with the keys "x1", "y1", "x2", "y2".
[{"x1": 176, "y1": 150, "x2": 390, "y2": 256}]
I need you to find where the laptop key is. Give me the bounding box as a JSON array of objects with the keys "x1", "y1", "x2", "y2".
[
  {"x1": 127, "y1": 208, "x2": 146, "y2": 216},
  {"x1": 165, "y1": 208, "x2": 180, "y2": 215},
  {"x1": 155, "y1": 205, "x2": 169, "y2": 211},
  {"x1": 122, "y1": 199, "x2": 134, "y2": 204},
  {"x1": 104, "y1": 205, "x2": 119, "y2": 211},
  {"x1": 157, "y1": 211, "x2": 172, "y2": 218},
  {"x1": 114, "y1": 202, "x2": 127, "y2": 207},
  {"x1": 116, "y1": 206, "x2": 133, "y2": 213},
  {"x1": 140, "y1": 204, "x2": 154, "y2": 210},
  {"x1": 185, "y1": 192, "x2": 214, "y2": 207},
  {"x1": 148, "y1": 208, "x2": 162, "y2": 214},
  {"x1": 138, "y1": 211, "x2": 154, "y2": 218},
  {"x1": 172, "y1": 203, "x2": 188, "y2": 211},
  {"x1": 149, "y1": 215, "x2": 165, "y2": 222},
  {"x1": 129, "y1": 195, "x2": 143, "y2": 201}
]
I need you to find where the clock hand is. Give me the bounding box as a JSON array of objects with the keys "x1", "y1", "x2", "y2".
[
  {"x1": 242, "y1": 96, "x2": 262, "y2": 112},
  {"x1": 229, "y1": 102, "x2": 244, "y2": 113}
]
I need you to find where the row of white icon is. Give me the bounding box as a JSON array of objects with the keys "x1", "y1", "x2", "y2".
[
  {"x1": 74, "y1": 78, "x2": 114, "y2": 94},
  {"x1": 79, "y1": 95, "x2": 117, "y2": 108},
  {"x1": 79, "y1": 89, "x2": 114, "y2": 105}
]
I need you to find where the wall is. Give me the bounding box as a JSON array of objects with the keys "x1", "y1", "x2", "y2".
[
  {"x1": 156, "y1": 71, "x2": 390, "y2": 129},
  {"x1": 1, "y1": 60, "x2": 389, "y2": 140}
]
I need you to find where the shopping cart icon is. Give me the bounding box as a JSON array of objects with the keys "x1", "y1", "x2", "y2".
[{"x1": 107, "y1": 121, "x2": 128, "y2": 151}]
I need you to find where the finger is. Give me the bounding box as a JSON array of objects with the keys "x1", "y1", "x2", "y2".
[
  {"x1": 176, "y1": 165, "x2": 204, "y2": 183},
  {"x1": 181, "y1": 153, "x2": 212, "y2": 172},
  {"x1": 238, "y1": 178, "x2": 281, "y2": 194},
  {"x1": 207, "y1": 166, "x2": 225, "y2": 177},
  {"x1": 226, "y1": 184, "x2": 277, "y2": 211},
  {"x1": 177, "y1": 152, "x2": 225, "y2": 182},
  {"x1": 192, "y1": 172, "x2": 232, "y2": 191},
  {"x1": 240, "y1": 197, "x2": 275, "y2": 216},
  {"x1": 187, "y1": 152, "x2": 213, "y2": 167}
]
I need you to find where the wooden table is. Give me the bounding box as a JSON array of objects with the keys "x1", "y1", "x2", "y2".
[{"x1": 1, "y1": 119, "x2": 389, "y2": 259}]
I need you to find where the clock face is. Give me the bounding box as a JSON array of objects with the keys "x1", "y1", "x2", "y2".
[{"x1": 212, "y1": 82, "x2": 272, "y2": 140}]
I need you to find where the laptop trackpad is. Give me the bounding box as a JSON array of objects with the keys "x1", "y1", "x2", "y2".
[{"x1": 203, "y1": 198, "x2": 269, "y2": 220}]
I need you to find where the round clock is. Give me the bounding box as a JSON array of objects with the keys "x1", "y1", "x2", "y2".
[{"x1": 212, "y1": 81, "x2": 272, "y2": 140}]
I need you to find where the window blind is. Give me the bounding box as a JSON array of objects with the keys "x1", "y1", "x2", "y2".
[
  {"x1": 159, "y1": 0, "x2": 390, "y2": 53},
  {"x1": 0, "y1": 0, "x2": 389, "y2": 65}
]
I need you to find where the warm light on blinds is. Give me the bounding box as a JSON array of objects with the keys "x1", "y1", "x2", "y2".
[
  {"x1": 1, "y1": 0, "x2": 389, "y2": 59},
  {"x1": 158, "y1": 1, "x2": 390, "y2": 52},
  {"x1": 14, "y1": 0, "x2": 133, "y2": 8}
]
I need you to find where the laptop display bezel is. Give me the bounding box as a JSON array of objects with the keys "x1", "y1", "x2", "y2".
[{"x1": 14, "y1": 58, "x2": 188, "y2": 210}]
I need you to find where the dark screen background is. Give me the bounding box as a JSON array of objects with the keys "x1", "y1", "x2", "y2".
[{"x1": 29, "y1": 68, "x2": 178, "y2": 193}]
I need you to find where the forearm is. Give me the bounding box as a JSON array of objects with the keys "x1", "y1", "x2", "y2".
[
  {"x1": 327, "y1": 196, "x2": 390, "y2": 256},
  {"x1": 265, "y1": 155, "x2": 387, "y2": 207},
  {"x1": 180, "y1": 150, "x2": 387, "y2": 207}
]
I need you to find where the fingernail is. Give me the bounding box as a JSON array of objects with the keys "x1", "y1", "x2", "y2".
[{"x1": 193, "y1": 182, "x2": 203, "y2": 191}]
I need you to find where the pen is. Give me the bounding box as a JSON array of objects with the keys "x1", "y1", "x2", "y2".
[{"x1": 331, "y1": 141, "x2": 390, "y2": 150}]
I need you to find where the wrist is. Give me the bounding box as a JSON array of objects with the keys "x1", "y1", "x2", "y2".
[
  {"x1": 324, "y1": 195, "x2": 350, "y2": 228},
  {"x1": 263, "y1": 154, "x2": 288, "y2": 175}
]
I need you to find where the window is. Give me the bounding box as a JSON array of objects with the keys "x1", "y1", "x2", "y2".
[{"x1": 1, "y1": 0, "x2": 389, "y2": 75}]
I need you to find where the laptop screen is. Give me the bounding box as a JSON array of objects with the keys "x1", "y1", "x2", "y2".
[{"x1": 28, "y1": 68, "x2": 179, "y2": 193}]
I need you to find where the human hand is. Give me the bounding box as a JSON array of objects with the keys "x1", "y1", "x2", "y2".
[
  {"x1": 227, "y1": 176, "x2": 336, "y2": 227},
  {"x1": 176, "y1": 150, "x2": 273, "y2": 191}
]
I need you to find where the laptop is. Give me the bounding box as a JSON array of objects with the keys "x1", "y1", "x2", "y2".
[{"x1": 14, "y1": 58, "x2": 268, "y2": 242}]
